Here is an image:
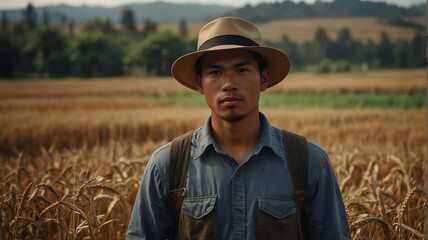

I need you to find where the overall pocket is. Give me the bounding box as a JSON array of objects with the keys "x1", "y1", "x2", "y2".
[
  {"x1": 258, "y1": 197, "x2": 301, "y2": 240},
  {"x1": 179, "y1": 194, "x2": 219, "y2": 240}
]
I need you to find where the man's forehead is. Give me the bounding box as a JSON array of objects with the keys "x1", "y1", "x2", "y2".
[{"x1": 201, "y1": 49, "x2": 257, "y2": 66}]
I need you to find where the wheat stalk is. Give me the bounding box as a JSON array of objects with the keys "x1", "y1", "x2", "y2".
[
  {"x1": 88, "y1": 184, "x2": 119, "y2": 195},
  {"x1": 35, "y1": 183, "x2": 62, "y2": 200},
  {"x1": 15, "y1": 181, "x2": 34, "y2": 218},
  {"x1": 392, "y1": 222, "x2": 427, "y2": 239},
  {"x1": 73, "y1": 177, "x2": 96, "y2": 203},
  {"x1": 40, "y1": 201, "x2": 61, "y2": 216},
  {"x1": 350, "y1": 214, "x2": 392, "y2": 240},
  {"x1": 376, "y1": 187, "x2": 387, "y2": 219},
  {"x1": 396, "y1": 187, "x2": 424, "y2": 238}
]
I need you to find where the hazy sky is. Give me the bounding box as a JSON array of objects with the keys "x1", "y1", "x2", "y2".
[{"x1": 0, "y1": 0, "x2": 424, "y2": 10}]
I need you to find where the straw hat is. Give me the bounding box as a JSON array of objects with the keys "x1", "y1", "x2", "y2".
[{"x1": 171, "y1": 16, "x2": 291, "y2": 91}]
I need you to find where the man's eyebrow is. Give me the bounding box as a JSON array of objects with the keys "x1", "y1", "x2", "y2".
[
  {"x1": 205, "y1": 64, "x2": 222, "y2": 69},
  {"x1": 234, "y1": 61, "x2": 252, "y2": 68}
]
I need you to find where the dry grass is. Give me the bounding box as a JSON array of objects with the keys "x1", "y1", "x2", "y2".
[
  {"x1": 0, "y1": 109, "x2": 425, "y2": 239},
  {"x1": 271, "y1": 69, "x2": 425, "y2": 93},
  {"x1": 159, "y1": 17, "x2": 425, "y2": 43},
  {"x1": 0, "y1": 70, "x2": 426, "y2": 239},
  {"x1": 0, "y1": 69, "x2": 424, "y2": 99}
]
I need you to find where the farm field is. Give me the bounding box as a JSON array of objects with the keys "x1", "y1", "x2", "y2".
[
  {"x1": 0, "y1": 69, "x2": 426, "y2": 239},
  {"x1": 159, "y1": 16, "x2": 425, "y2": 43}
]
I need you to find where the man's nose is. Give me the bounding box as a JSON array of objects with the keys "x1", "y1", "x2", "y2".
[{"x1": 221, "y1": 71, "x2": 238, "y2": 91}]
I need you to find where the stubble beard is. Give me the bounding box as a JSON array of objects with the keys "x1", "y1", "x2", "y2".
[{"x1": 220, "y1": 114, "x2": 246, "y2": 123}]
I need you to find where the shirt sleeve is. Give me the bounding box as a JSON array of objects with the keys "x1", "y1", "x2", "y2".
[
  {"x1": 305, "y1": 141, "x2": 351, "y2": 240},
  {"x1": 126, "y1": 145, "x2": 174, "y2": 240}
]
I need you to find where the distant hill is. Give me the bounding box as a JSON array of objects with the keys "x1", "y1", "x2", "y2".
[
  {"x1": 1, "y1": 0, "x2": 424, "y2": 23},
  {"x1": 226, "y1": 0, "x2": 425, "y2": 22},
  {"x1": 1, "y1": 1, "x2": 233, "y2": 23},
  {"x1": 159, "y1": 17, "x2": 424, "y2": 44}
]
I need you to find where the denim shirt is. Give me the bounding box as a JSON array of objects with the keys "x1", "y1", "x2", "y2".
[{"x1": 126, "y1": 113, "x2": 351, "y2": 240}]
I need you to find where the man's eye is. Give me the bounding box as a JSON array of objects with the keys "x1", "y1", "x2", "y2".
[
  {"x1": 209, "y1": 71, "x2": 221, "y2": 76},
  {"x1": 237, "y1": 68, "x2": 250, "y2": 73}
]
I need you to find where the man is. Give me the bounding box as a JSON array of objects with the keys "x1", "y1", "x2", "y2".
[{"x1": 127, "y1": 17, "x2": 351, "y2": 239}]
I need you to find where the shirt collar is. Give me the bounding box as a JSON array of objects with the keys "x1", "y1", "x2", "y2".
[{"x1": 193, "y1": 113, "x2": 282, "y2": 160}]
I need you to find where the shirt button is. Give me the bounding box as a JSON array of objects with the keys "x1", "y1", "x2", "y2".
[
  {"x1": 195, "y1": 210, "x2": 200, "y2": 217},
  {"x1": 276, "y1": 211, "x2": 283, "y2": 217},
  {"x1": 234, "y1": 195, "x2": 241, "y2": 201},
  {"x1": 234, "y1": 219, "x2": 241, "y2": 225},
  {"x1": 236, "y1": 171, "x2": 242, "y2": 176}
]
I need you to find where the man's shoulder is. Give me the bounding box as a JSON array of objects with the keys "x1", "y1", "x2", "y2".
[
  {"x1": 149, "y1": 128, "x2": 201, "y2": 167},
  {"x1": 276, "y1": 127, "x2": 327, "y2": 157},
  {"x1": 305, "y1": 139, "x2": 334, "y2": 174},
  {"x1": 306, "y1": 139, "x2": 328, "y2": 157},
  {"x1": 152, "y1": 142, "x2": 172, "y2": 159},
  {"x1": 146, "y1": 142, "x2": 172, "y2": 172}
]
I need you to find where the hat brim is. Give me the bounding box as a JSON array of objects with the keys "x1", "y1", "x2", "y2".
[{"x1": 171, "y1": 45, "x2": 290, "y2": 91}]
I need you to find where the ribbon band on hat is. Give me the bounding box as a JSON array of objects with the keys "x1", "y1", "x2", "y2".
[{"x1": 198, "y1": 35, "x2": 260, "y2": 51}]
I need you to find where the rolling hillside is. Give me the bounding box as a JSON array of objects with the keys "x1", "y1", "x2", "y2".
[
  {"x1": 159, "y1": 16, "x2": 425, "y2": 43},
  {"x1": 2, "y1": 0, "x2": 424, "y2": 23}
]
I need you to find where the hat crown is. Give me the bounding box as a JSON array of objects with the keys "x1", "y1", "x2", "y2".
[{"x1": 197, "y1": 17, "x2": 263, "y2": 50}]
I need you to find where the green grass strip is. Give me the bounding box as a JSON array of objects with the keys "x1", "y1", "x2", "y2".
[{"x1": 148, "y1": 91, "x2": 425, "y2": 109}]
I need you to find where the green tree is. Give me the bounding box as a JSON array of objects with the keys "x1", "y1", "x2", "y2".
[
  {"x1": 408, "y1": 31, "x2": 425, "y2": 68},
  {"x1": 0, "y1": 31, "x2": 18, "y2": 78},
  {"x1": 393, "y1": 40, "x2": 409, "y2": 68},
  {"x1": 121, "y1": 8, "x2": 137, "y2": 33},
  {"x1": 333, "y1": 28, "x2": 356, "y2": 61},
  {"x1": 60, "y1": 15, "x2": 67, "y2": 25},
  {"x1": 141, "y1": 18, "x2": 157, "y2": 38},
  {"x1": 23, "y1": 3, "x2": 37, "y2": 31},
  {"x1": 377, "y1": 32, "x2": 394, "y2": 67},
  {"x1": 69, "y1": 32, "x2": 124, "y2": 77},
  {"x1": 10, "y1": 23, "x2": 37, "y2": 77},
  {"x1": 354, "y1": 38, "x2": 377, "y2": 69},
  {"x1": 178, "y1": 19, "x2": 188, "y2": 37},
  {"x1": 68, "y1": 20, "x2": 74, "y2": 36},
  {"x1": 82, "y1": 18, "x2": 114, "y2": 35},
  {"x1": 1, "y1": 12, "x2": 8, "y2": 31},
  {"x1": 125, "y1": 31, "x2": 192, "y2": 76},
  {"x1": 312, "y1": 27, "x2": 332, "y2": 62},
  {"x1": 31, "y1": 27, "x2": 71, "y2": 77},
  {"x1": 42, "y1": 8, "x2": 49, "y2": 26},
  {"x1": 267, "y1": 34, "x2": 303, "y2": 68}
]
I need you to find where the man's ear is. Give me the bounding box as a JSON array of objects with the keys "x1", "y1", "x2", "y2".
[
  {"x1": 260, "y1": 68, "x2": 270, "y2": 91},
  {"x1": 196, "y1": 75, "x2": 204, "y2": 94}
]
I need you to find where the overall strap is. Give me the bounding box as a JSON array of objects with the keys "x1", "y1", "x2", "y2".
[
  {"x1": 168, "y1": 131, "x2": 194, "y2": 235},
  {"x1": 283, "y1": 130, "x2": 309, "y2": 239}
]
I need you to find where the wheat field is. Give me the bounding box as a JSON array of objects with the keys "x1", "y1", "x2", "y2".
[{"x1": 0, "y1": 70, "x2": 426, "y2": 239}]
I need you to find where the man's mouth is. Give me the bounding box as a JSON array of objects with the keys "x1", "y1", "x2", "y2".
[{"x1": 218, "y1": 95, "x2": 244, "y2": 106}]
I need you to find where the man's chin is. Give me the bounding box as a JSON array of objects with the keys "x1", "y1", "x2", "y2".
[{"x1": 220, "y1": 114, "x2": 245, "y2": 123}]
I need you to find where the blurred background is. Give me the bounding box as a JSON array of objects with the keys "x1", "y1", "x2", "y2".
[{"x1": 0, "y1": 0, "x2": 425, "y2": 78}]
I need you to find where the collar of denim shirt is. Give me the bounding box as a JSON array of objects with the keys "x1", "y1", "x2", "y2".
[{"x1": 192, "y1": 112, "x2": 283, "y2": 161}]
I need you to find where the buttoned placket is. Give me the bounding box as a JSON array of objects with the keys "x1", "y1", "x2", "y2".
[
  {"x1": 215, "y1": 144, "x2": 264, "y2": 240},
  {"x1": 231, "y1": 163, "x2": 246, "y2": 240},
  {"x1": 216, "y1": 149, "x2": 248, "y2": 240}
]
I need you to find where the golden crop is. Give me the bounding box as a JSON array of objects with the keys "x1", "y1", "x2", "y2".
[{"x1": 0, "y1": 70, "x2": 425, "y2": 239}]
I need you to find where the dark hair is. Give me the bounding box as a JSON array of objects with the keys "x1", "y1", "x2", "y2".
[
  {"x1": 252, "y1": 52, "x2": 267, "y2": 74},
  {"x1": 195, "y1": 56, "x2": 204, "y2": 75},
  {"x1": 194, "y1": 51, "x2": 267, "y2": 76}
]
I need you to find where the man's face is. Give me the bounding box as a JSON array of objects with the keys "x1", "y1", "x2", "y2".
[{"x1": 196, "y1": 49, "x2": 269, "y2": 123}]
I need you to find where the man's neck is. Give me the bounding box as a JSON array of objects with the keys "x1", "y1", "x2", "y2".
[{"x1": 211, "y1": 112, "x2": 261, "y2": 164}]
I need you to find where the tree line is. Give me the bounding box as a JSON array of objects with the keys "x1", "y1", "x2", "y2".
[
  {"x1": 0, "y1": 3, "x2": 424, "y2": 79},
  {"x1": 268, "y1": 28, "x2": 425, "y2": 72}
]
